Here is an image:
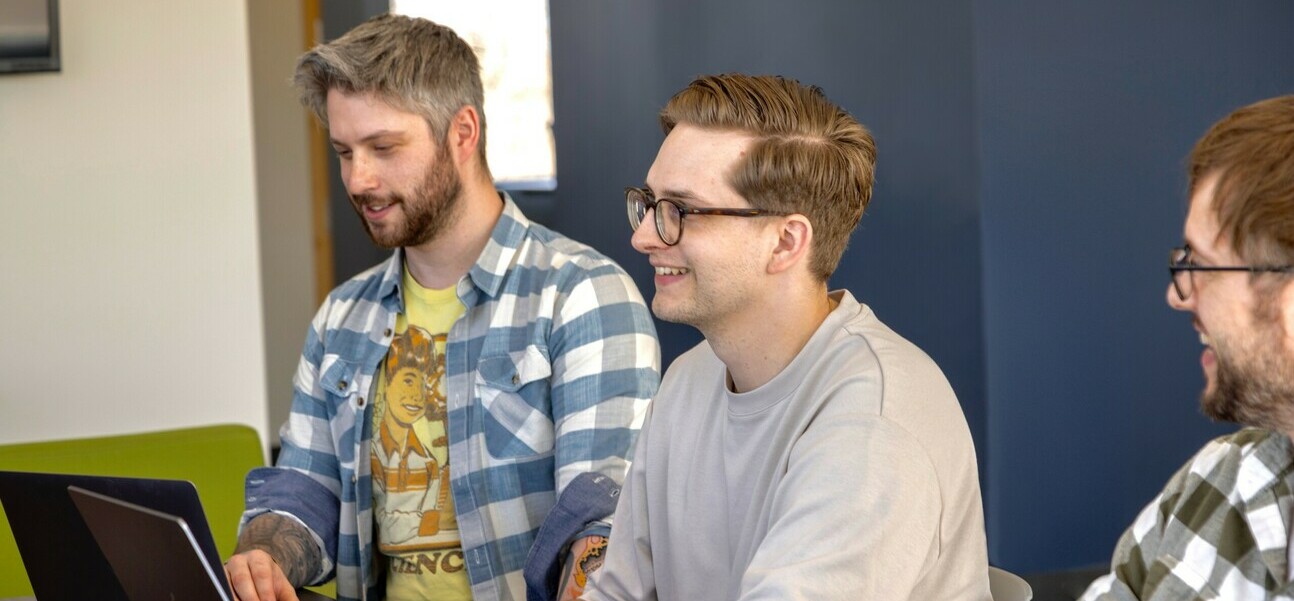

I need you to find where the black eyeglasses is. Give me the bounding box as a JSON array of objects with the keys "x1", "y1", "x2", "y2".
[
  {"x1": 625, "y1": 187, "x2": 790, "y2": 246},
  {"x1": 1168, "y1": 244, "x2": 1294, "y2": 301}
]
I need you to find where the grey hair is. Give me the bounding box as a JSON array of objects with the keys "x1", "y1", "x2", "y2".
[{"x1": 294, "y1": 14, "x2": 488, "y2": 167}]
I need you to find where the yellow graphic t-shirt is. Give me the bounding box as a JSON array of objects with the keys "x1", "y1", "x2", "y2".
[{"x1": 370, "y1": 266, "x2": 469, "y2": 600}]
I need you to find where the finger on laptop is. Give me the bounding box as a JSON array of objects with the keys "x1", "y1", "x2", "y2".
[{"x1": 226, "y1": 550, "x2": 298, "y2": 601}]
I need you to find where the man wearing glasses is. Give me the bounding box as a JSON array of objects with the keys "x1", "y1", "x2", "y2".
[
  {"x1": 580, "y1": 74, "x2": 990, "y2": 601},
  {"x1": 1082, "y1": 96, "x2": 1294, "y2": 600}
]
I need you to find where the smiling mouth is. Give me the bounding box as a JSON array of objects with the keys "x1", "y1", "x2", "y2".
[
  {"x1": 353, "y1": 194, "x2": 398, "y2": 214},
  {"x1": 655, "y1": 266, "x2": 690, "y2": 276}
]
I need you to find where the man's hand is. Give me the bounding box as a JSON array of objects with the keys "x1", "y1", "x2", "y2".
[
  {"x1": 224, "y1": 513, "x2": 322, "y2": 600},
  {"x1": 225, "y1": 548, "x2": 299, "y2": 601}
]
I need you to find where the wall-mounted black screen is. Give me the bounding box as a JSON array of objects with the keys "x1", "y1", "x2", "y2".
[{"x1": 0, "y1": 0, "x2": 60, "y2": 74}]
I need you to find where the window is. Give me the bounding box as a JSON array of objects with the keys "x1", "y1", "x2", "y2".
[{"x1": 391, "y1": 0, "x2": 556, "y2": 190}]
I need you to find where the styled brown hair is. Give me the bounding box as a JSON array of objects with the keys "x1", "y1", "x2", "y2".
[
  {"x1": 1189, "y1": 95, "x2": 1294, "y2": 267},
  {"x1": 294, "y1": 14, "x2": 489, "y2": 169},
  {"x1": 660, "y1": 74, "x2": 877, "y2": 281}
]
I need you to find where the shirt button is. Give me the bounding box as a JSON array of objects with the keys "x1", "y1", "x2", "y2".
[
  {"x1": 339, "y1": 380, "x2": 348, "y2": 390},
  {"x1": 357, "y1": 397, "x2": 366, "y2": 408},
  {"x1": 511, "y1": 374, "x2": 520, "y2": 385},
  {"x1": 384, "y1": 328, "x2": 392, "y2": 337}
]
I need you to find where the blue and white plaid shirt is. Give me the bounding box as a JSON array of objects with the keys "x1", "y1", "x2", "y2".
[{"x1": 241, "y1": 195, "x2": 660, "y2": 601}]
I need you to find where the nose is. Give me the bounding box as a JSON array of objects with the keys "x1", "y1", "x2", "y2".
[
  {"x1": 630, "y1": 207, "x2": 666, "y2": 254},
  {"x1": 345, "y1": 154, "x2": 380, "y2": 197}
]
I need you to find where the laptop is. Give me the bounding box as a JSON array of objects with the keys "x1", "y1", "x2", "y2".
[
  {"x1": 69, "y1": 485, "x2": 333, "y2": 601},
  {"x1": 0, "y1": 471, "x2": 333, "y2": 601},
  {"x1": 70, "y1": 485, "x2": 235, "y2": 600},
  {"x1": 0, "y1": 471, "x2": 219, "y2": 601}
]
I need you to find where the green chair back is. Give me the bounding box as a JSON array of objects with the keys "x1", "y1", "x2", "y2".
[{"x1": 0, "y1": 424, "x2": 265, "y2": 598}]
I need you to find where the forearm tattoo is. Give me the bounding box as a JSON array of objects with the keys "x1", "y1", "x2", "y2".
[
  {"x1": 575, "y1": 536, "x2": 608, "y2": 586},
  {"x1": 558, "y1": 535, "x2": 608, "y2": 598},
  {"x1": 235, "y1": 513, "x2": 323, "y2": 587}
]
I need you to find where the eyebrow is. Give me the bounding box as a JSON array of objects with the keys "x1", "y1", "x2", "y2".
[
  {"x1": 646, "y1": 186, "x2": 711, "y2": 206},
  {"x1": 330, "y1": 129, "x2": 407, "y2": 147},
  {"x1": 1184, "y1": 237, "x2": 1221, "y2": 265}
]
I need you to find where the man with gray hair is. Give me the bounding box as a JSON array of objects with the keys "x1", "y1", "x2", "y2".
[{"x1": 223, "y1": 14, "x2": 659, "y2": 601}]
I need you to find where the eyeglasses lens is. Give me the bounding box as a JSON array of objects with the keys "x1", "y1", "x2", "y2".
[
  {"x1": 657, "y1": 200, "x2": 682, "y2": 245},
  {"x1": 1170, "y1": 247, "x2": 1191, "y2": 301},
  {"x1": 627, "y1": 190, "x2": 646, "y2": 232}
]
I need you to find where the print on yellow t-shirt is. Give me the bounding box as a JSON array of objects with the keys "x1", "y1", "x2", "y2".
[{"x1": 370, "y1": 266, "x2": 470, "y2": 600}]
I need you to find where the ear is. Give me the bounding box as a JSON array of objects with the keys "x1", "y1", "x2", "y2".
[
  {"x1": 766, "y1": 214, "x2": 813, "y2": 276},
  {"x1": 445, "y1": 105, "x2": 482, "y2": 166}
]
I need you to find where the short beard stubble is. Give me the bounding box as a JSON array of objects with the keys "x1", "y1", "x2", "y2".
[
  {"x1": 1202, "y1": 288, "x2": 1294, "y2": 432},
  {"x1": 352, "y1": 137, "x2": 463, "y2": 250}
]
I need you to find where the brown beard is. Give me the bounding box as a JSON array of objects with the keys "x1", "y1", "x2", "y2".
[
  {"x1": 1201, "y1": 303, "x2": 1294, "y2": 430},
  {"x1": 351, "y1": 137, "x2": 463, "y2": 249}
]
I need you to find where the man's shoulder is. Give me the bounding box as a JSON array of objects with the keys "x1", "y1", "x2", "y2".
[
  {"x1": 1133, "y1": 429, "x2": 1293, "y2": 532},
  {"x1": 824, "y1": 297, "x2": 957, "y2": 413},
  {"x1": 507, "y1": 224, "x2": 651, "y2": 322},
  {"x1": 492, "y1": 198, "x2": 640, "y2": 296},
  {"x1": 517, "y1": 222, "x2": 632, "y2": 280},
  {"x1": 1167, "y1": 428, "x2": 1289, "y2": 491},
  {"x1": 836, "y1": 299, "x2": 943, "y2": 377},
  {"x1": 1103, "y1": 429, "x2": 1292, "y2": 599},
  {"x1": 326, "y1": 255, "x2": 397, "y2": 304},
  {"x1": 311, "y1": 255, "x2": 398, "y2": 332}
]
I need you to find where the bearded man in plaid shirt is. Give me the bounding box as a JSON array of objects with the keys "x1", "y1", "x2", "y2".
[
  {"x1": 1082, "y1": 96, "x2": 1294, "y2": 600},
  {"x1": 221, "y1": 14, "x2": 659, "y2": 601}
]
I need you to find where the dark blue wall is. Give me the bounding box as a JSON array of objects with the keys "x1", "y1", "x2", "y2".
[
  {"x1": 324, "y1": 0, "x2": 1294, "y2": 575},
  {"x1": 975, "y1": 0, "x2": 1294, "y2": 571},
  {"x1": 547, "y1": 0, "x2": 990, "y2": 501},
  {"x1": 545, "y1": 0, "x2": 1294, "y2": 574}
]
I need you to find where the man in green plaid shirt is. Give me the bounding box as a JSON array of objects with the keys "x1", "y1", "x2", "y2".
[{"x1": 1082, "y1": 96, "x2": 1294, "y2": 600}]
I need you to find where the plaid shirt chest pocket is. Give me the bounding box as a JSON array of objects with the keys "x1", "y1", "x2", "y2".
[
  {"x1": 319, "y1": 354, "x2": 365, "y2": 403},
  {"x1": 476, "y1": 345, "x2": 554, "y2": 459}
]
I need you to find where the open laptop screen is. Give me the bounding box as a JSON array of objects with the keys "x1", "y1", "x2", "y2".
[
  {"x1": 0, "y1": 471, "x2": 211, "y2": 601},
  {"x1": 69, "y1": 485, "x2": 232, "y2": 601}
]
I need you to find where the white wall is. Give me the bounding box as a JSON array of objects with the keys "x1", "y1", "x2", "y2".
[
  {"x1": 0, "y1": 0, "x2": 270, "y2": 446},
  {"x1": 248, "y1": 0, "x2": 316, "y2": 447}
]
